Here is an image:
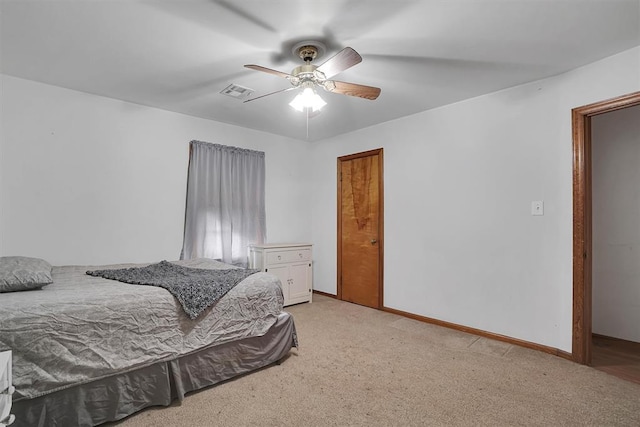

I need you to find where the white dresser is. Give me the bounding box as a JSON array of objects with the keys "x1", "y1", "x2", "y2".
[
  {"x1": 0, "y1": 351, "x2": 15, "y2": 427},
  {"x1": 249, "y1": 243, "x2": 313, "y2": 306}
]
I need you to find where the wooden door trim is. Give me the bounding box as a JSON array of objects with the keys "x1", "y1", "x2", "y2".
[
  {"x1": 572, "y1": 91, "x2": 640, "y2": 365},
  {"x1": 337, "y1": 148, "x2": 384, "y2": 308}
]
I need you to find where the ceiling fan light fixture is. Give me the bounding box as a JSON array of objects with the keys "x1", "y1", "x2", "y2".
[
  {"x1": 289, "y1": 87, "x2": 326, "y2": 112},
  {"x1": 244, "y1": 45, "x2": 381, "y2": 107}
]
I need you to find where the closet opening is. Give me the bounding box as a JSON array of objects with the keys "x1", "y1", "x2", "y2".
[{"x1": 572, "y1": 91, "x2": 640, "y2": 381}]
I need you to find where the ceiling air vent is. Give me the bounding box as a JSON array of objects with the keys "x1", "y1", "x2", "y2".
[{"x1": 220, "y1": 84, "x2": 254, "y2": 100}]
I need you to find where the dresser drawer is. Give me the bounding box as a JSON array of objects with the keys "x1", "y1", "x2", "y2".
[{"x1": 266, "y1": 249, "x2": 311, "y2": 265}]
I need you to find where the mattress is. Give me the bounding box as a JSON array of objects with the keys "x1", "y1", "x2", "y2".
[{"x1": 0, "y1": 258, "x2": 284, "y2": 401}]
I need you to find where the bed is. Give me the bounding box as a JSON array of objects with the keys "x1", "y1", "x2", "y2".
[{"x1": 0, "y1": 257, "x2": 297, "y2": 427}]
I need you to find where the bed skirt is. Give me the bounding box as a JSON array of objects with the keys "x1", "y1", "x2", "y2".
[{"x1": 11, "y1": 312, "x2": 297, "y2": 427}]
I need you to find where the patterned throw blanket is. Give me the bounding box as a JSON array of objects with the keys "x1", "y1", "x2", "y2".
[{"x1": 87, "y1": 260, "x2": 259, "y2": 319}]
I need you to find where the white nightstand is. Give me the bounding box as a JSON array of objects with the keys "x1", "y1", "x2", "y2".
[{"x1": 249, "y1": 243, "x2": 313, "y2": 306}]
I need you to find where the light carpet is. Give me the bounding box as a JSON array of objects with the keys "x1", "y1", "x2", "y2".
[{"x1": 113, "y1": 294, "x2": 640, "y2": 426}]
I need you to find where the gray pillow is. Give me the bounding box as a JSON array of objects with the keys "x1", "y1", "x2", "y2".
[{"x1": 0, "y1": 256, "x2": 53, "y2": 292}]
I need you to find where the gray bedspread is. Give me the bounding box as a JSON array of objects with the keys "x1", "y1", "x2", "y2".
[
  {"x1": 0, "y1": 258, "x2": 284, "y2": 400},
  {"x1": 86, "y1": 260, "x2": 259, "y2": 319}
]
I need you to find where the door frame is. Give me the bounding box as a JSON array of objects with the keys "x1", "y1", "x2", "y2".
[
  {"x1": 337, "y1": 148, "x2": 384, "y2": 308},
  {"x1": 572, "y1": 91, "x2": 640, "y2": 365}
]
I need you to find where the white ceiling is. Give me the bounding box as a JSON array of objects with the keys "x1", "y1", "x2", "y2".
[{"x1": 1, "y1": 0, "x2": 639, "y2": 142}]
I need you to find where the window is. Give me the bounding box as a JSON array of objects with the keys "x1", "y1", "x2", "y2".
[{"x1": 180, "y1": 141, "x2": 266, "y2": 266}]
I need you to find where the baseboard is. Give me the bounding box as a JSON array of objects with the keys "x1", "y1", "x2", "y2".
[
  {"x1": 382, "y1": 306, "x2": 573, "y2": 360},
  {"x1": 312, "y1": 290, "x2": 337, "y2": 299},
  {"x1": 592, "y1": 333, "x2": 640, "y2": 346},
  {"x1": 311, "y1": 291, "x2": 572, "y2": 360}
]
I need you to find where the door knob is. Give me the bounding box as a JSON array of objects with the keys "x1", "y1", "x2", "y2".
[{"x1": 370, "y1": 239, "x2": 377, "y2": 244}]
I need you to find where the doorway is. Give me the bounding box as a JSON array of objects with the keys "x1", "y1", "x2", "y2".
[
  {"x1": 337, "y1": 149, "x2": 384, "y2": 309},
  {"x1": 572, "y1": 91, "x2": 640, "y2": 367}
]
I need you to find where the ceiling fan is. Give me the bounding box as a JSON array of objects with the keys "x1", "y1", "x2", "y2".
[{"x1": 243, "y1": 42, "x2": 381, "y2": 110}]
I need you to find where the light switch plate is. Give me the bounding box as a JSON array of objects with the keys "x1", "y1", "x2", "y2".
[{"x1": 531, "y1": 200, "x2": 544, "y2": 216}]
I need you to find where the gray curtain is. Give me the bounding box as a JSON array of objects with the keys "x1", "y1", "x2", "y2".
[{"x1": 180, "y1": 140, "x2": 266, "y2": 266}]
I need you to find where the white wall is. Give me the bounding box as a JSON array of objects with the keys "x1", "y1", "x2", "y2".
[
  {"x1": 2, "y1": 46, "x2": 639, "y2": 353},
  {"x1": 0, "y1": 75, "x2": 312, "y2": 265},
  {"x1": 592, "y1": 104, "x2": 640, "y2": 343},
  {"x1": 310, "y1": 46, "x2": 640, "y2": 352}
]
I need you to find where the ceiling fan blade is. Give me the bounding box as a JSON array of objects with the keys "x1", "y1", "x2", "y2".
[
  {"x1": 329, "y1": 81, "x2": 381, "y2": 100},
  {"x1": 243, "y1": 87, "x2": 296, "y2": 103},
  {"x1": 316, "y1": 47, "x2": 362, "y2": 78},
  {"x1": 244, "y1": 64, "x2": 292, "y2": 79}
]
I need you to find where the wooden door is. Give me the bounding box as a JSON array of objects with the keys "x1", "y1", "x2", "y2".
[{"x1": 338, "y1": 149, "x2": 383, "y2": 309}]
